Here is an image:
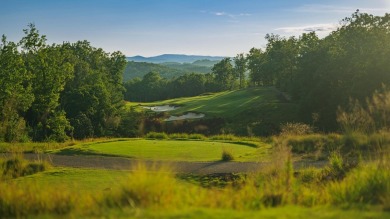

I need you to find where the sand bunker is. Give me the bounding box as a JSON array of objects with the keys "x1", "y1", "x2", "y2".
[
  {"x1": 143, "y1": 105, "x2": 179, "y2": 112},
  {"x1": 165, "y1": 112, "x2": 205, "y2": 121}
]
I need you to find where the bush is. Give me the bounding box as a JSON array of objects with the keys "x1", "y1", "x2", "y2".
[
  {"x1": 145, "y1": 132, "x2": 168, "y2": 140},
  {"x1": 188, "y1": 133, "x2": 206, "y2": 140},
  {"x1": 283, "y1": 134, "x2": 342, "y2": 154},
  {"x1": 1, "y1": 156, "x2": 50, "y2": 179},
  {"x1": 221, "y1": 148, "x2": 234, "y2": 161},
  {"x1": 168, "y1": 133, "x2": 188, "y2": 140},
  {"x1": 210, "y1": 134, "x2": 237, "y2": 141},
  {"x1": 280, "y1": 122, "x2": 313, "y2": 136}
]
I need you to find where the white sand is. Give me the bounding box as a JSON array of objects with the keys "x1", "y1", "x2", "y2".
[
  {"x1": 143, "y1": 105, "x2": 178, "y2": 112},
  {"x1": 164, "y1": 112, "x2": 205, "y2": 121}
]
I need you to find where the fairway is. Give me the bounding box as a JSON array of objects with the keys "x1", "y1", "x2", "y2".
[
  {"x1": 128, "y1": 87, "x2": 292, "y2": 118},
  {"x1": 54, "y1": 139, "x2": 264, "y2": 162}
]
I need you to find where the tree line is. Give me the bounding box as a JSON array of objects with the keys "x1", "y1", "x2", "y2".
[
  {"x1": 245, "y1": 11, "x2": 390, "y2": 131},
  {"x1": 124, "y1": 54, "x2": 247, "y2": 102},
  {"x1": 0, "y1": 24, "x2": 130, "y2": 142},
  {"x1": 124, "y1": 11, "x2": 390, "y2": 132}
]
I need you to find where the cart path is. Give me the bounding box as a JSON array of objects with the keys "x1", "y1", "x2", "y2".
[{"x1": 1, "y1": 153, "x2": 327, "y2": 174}]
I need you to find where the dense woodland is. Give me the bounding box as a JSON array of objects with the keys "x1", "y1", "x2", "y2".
[
  {"x1": 0, "y1": 24, "x2": 129, "y2": 142},
  {"x1": 1, "y1": 12, "x2": 390, "y2": 142}
]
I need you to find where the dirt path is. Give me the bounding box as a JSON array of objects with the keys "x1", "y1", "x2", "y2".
[{"x1": 1, "y1": 153, "x2": 327, "y2": 174}]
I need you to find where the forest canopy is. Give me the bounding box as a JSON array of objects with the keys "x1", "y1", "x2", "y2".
[{"x1": 0, "y1": 24, "x2": 127, "y2": 142}]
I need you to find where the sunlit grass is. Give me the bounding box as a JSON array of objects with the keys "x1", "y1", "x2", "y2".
[
  {"x1": 128, "y1": 87, "x2": 294, "y2": 118},
  {"x1": 51, "y1": 139, "x2": 266, "y2": 162}
]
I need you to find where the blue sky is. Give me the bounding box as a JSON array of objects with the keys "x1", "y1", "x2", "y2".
[{"x1": 1, "y1": 0, "x2": 389, "y2": 57}]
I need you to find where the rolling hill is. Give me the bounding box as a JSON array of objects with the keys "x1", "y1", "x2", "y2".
[
  {"x1": 128, "y1": 87, "x2": 299, "y2": 136},
  {"x1": 124, "y1": 59, "x2": 218, "y2": 81},
  {"x1": 126, "y1": 54, "x2": 225, "y2": 63},
  {"x1": 124, "y1": 61, "x2": 190, "y2": 81}
]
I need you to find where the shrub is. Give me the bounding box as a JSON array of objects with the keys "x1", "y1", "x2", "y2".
[
  {"x1": 221, "y1": 148, "x2": 234, "y2": 161},
  {"x1": 210, "y1": 134, "x2": 237, "y2": 141},
  {"x1": 283, "y1": 134, "x2": 342, "y2": 154},
  {"x1": 188, "y1": 133, "x2": 206, "y2": 140},
  {"x1": 168, "y1": 133, "x2": 189, "y2": 140},
  {"x1": 280, "y1": 122, "x2": 313, "y2": 136},
  {"x1": 145, "y1": 132, "x2": 168, "y2": 140},
  {"x1": 1, "y1": 156, "x2": 50, "y2": 179}
]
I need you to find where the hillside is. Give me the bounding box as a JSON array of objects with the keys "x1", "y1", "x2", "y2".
[
  {"x1": 124, "y1": 61, "x2": 190, "y2": 81},
  {"x1": 160, "y1": 60, "x2": 218, "y2": 73},
  {"x1": 127, "y1": 54, "x2": 225, "y2": 63},
  {"x1": 128, "y1": 87, "x2": 299, "y2": 135},
  {"x1": 124, "y1": 59, "x2": 217, "y2": 81}
]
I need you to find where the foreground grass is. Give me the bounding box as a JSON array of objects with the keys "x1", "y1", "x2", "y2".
[
  {"x1": 1, "y1": 152, "x2": 389, "y2": 218},
  {"x1": 51, "y1": 139, "x2": 267, "y2": 162},
  {"x1": 129, "y1": 207, "x2": 389, "y2": 219}
]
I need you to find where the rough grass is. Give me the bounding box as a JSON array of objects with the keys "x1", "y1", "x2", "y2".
[
  {"x1": 51, "y1": 139, "x2": 262, "y2": 162},
  {"x1": 2, "y1": 154, "x2": 389, "y2": 218}
]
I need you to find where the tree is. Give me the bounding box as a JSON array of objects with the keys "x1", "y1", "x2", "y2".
[
  {"x1": 211, "y1": 58, "x2": 235, "y2": 90},
  {"x1": 234, "y1": 53, "x2": 247, "y2": 89},
  {"x1": 60, "y1": 40, "x2": 127, "y2": 137},
  {"x1": 21, "y1": 24, "x2": 74, "y2": 141},
  {"x1": 0, "y1": 35, "x2": 33, "y2": 141}
]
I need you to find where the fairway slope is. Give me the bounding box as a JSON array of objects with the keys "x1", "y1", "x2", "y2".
[{"x1": 129, "y1": 87, "x2": 299, "y2": 135}]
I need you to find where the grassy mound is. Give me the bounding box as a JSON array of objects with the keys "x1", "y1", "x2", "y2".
[{"x1": 129, "y1": 87, "x2": 299, "y2": 136}]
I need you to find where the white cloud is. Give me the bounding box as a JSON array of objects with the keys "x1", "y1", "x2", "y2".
[
  {"x1": 292, "y1": 4, "x2": 390, "y2": 15},
  {"x1": 275, "y1": 23, "x2": 339, "y2": 33},
  {"x1": 215, "y1": 12, "x2": 226, "y2": 16},
  {"x1": 208, "y1": 11, "x2": 251, "y2": 19}
]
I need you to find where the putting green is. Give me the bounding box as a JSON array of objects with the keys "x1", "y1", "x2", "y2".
[{"x1": 54, "y1": 139, "x2": 266, "y2": 162}]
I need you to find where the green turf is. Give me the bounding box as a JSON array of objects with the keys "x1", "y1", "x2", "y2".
[
  {"x1": 52, "y1": 139, "x2": 267, "y2": 162},
  {"x1": 102, "y1": 206, "x2": 390, "y2": 219},
  {"x1": 127, "y1": 87, "x2": 299, "y2": 135},
  {"x1": 128, "y1": 87, "x2": 287, "y2": 117},
  {"x1": 14, "y1": 167, "x2": 129, "y2": 192}
]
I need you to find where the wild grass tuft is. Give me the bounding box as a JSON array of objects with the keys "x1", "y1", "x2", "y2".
[
  {"x1": 168, "y1": 133, "x2": 189, "y2": 140},
  {"x1": 188, "y1": 133, "x2": 206, "y2": 140},
  {"x1": 145, "y1": 132, "x2": 169, "y2": 140},
  {"x1": 328, "y1": 158, "x2": 390, "y2": 206},
  {"x1": 221, "y1": 148, "x2": 235, "y2": 161},
  {"x1": 1, "y1": 156, "x2": 51, "y2": 179}
]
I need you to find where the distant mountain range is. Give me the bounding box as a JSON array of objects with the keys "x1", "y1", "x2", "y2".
[{"x1": 126, "y1": 54, "x2": 226, "y2": 63}]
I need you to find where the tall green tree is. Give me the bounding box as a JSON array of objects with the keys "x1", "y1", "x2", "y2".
[
  {"x1": 60, "y1": 41, "x2": 127, "y2": 138},
  {"x1": 211, "y1": 57, "x2": 235, "y2": 90},
  {"x1": 234, "y1": 53, "x2": 247, "y2": 89},
  {"x1": 0, "y1": 36, "x2": 33, "y2": 141},
  {"x1": 21, "y1": 24, "x2": 74, "y2": 141}
]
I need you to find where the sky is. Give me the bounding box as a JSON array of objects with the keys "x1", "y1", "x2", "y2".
[{"x1": 1, "y1": 0, "x2": 389, "y2": 57}]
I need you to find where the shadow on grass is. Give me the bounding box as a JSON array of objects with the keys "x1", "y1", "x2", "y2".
[{"x1": 52, "y1": 147, "x2": 134, "y2": 159}]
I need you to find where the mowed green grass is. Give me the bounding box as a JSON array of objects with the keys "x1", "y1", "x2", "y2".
[
  {"x1": 14, "y1": 167, "x2": 129, "y2": 192},
  {"x1": 131, "y1": 207, "x2": 390, "y2": 219},
  {"x1": 53, "y1": 139, "x2": 266, "y2": 162},
  {"x1": 128, "y1": 87, "x2": 292, "y2": 118}
]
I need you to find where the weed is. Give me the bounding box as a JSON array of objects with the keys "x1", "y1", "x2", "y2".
[
  {"x1": 280, "y1": 122, "x2": 313, "y2": 136},
  {"x1": 168, "y1": 133, "x2": 189, "y2": 140},
  {"x1": 145, "y1": 132, "x2": 168, "y2": 140},
  {"x1": 188, "y1": 133, "x2": 206, "y2": 140},
  {"x1": 1, "y1": 156, "x2": 50, "y2": 179},
  {"x1": 221, "y1": 148, "x2": 234, "y2": 161}
]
